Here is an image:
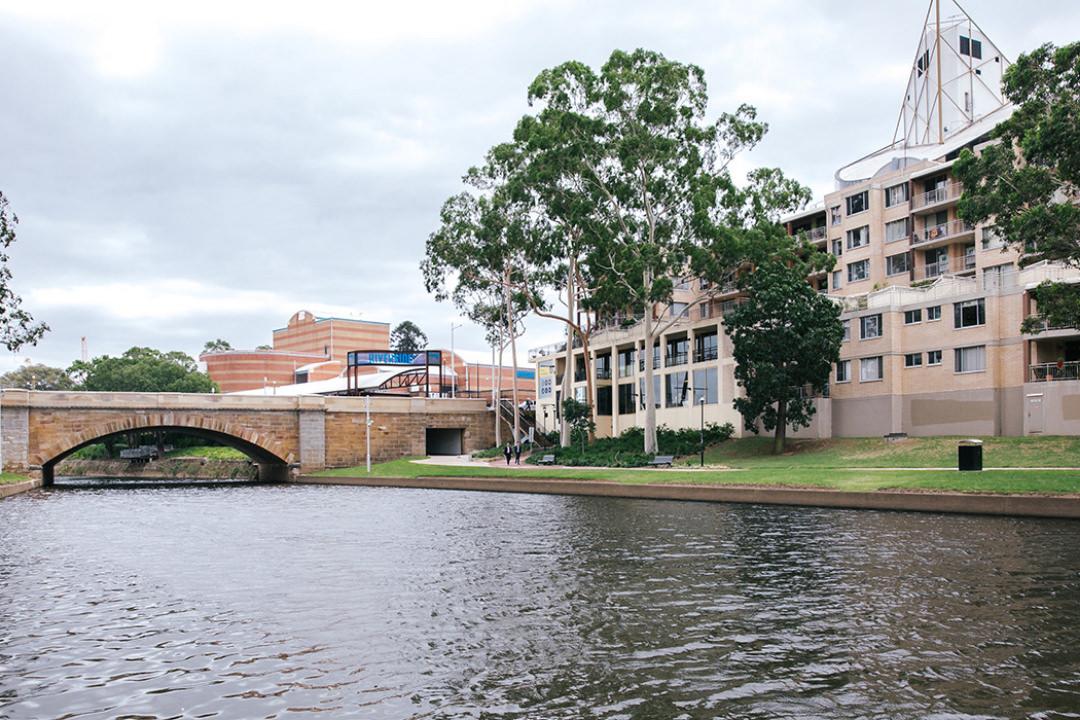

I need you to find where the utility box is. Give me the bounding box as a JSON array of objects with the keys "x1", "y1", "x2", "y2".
[{"x1": 958, "y1": 439, "x2": 983, "y2": 472}]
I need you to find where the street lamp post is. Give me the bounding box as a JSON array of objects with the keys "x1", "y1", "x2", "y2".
[
  {"x1": 699, "y1": 393, "x2": 706, "y2": 467},
  {"x1": 450, "y1": 322, "x2": 463, "y2": 399}
]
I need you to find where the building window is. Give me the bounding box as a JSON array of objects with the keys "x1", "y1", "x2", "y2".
[
  {"x1": 848, "y1": 259, "x2": 869, "y2": 283},
  {"x1": 927, "y1": 305, "x2": 942, "y2": 321},
  {"x1": 904, "y1": 309, "x2": 922, "y2": 324},
  {"x1": 846, "y1": 225, "x2": 870, "y2": 250},
  {"x1": 955, "y1": 345, "x2": 987, "y2": 373},
  {"x1": 694, "y1": 332, "x2": 718, "y2": 362},
  {"x1": 638, "y1": 376, "x2": 661, "y2": 409},
  {"x1": 665, "y1": 372, "x2": 689, "y2": 408},
  {"x1": 904, "y1": 353, "x2": 923, "y2": 368},
  {"x1": 832, "y1": 270, "x2": 843, "y2": 290},
  {"x1": 574, "y1": 386, "x2": 587, "y2": 402},
  {"x1": 885, "y1": 218, "x2": 910, "y2": 243},
  {"x1": 983, "y1": 264, "x2": 1010, "y2": 290},
  {"x1": 596, "y1": 386, "x2": 613, "y2": 416},
  {"x1": 842, "y1": 320, "x2": 850, "y2": 342},
  {"x1": 595, "y1": 354, "x2": 612, "y2": 380},
  {"x1": 846, "y1": 191, "x2": 869, "y2": 216},
  {"x1": 982, "y1": 225, "x2": 1006, "y2": 251},
  {"x1": 618, "y1": 348, "x2": 635, "y2": 378},
  {"x1": 886, "y1": 252, "x2": 910, "y2": 276},
  {"x1": 720, "y1": 299, "x2": 738, "y2": 316},
  {"x1": 617, "y1": 383, "x2": 635, "y2": 414},
  {"x1": 836, "y1": 360, "x2": 851, "y2": 383},
  {"x1": 927, "y1": 349, "x2": 943, "y2": 365},
  {"x1": 860, "y1": 356, "x2": 884, "y2": 382},
  {"x1": 692, "y1": 367, "x2": 719, "y2": 404},
  {"x1": 670, "y1": 302, "x2": 689, "y2": 318},
  {"x1": 954, "y1": 298, "x2": 986, "y2": 328},
  {"x1": 830, "y1": 205, "x2": 842, "y2": 226},
  {"x1": 960, "y1": 35, "x2": 982, "y2": 59},
  {"x1": 665, "y1": 338, "x2": 688, "y2": 366},
  {"x1": 885, "y1": 183, "x2": 909, "y2": 207},
  {"x1": 831, "y1": 239, "x2": 843, "y2": 256},
  {"x1": 860, "y1": 314, "x2": 882, "y2": 340}
]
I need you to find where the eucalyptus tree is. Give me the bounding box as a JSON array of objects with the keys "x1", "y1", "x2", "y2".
[
  {"x1": 518, "y1": 49, "x2": 807, "y2": 453},
  {"x1": 956, "y1": 41, "x2": 1080, "y2": 331},
  {"x1": 0, "y1": 191, "x2": 48, "y2": 351},
  {"x1": 422, "y1": 190, "x2": 532, "y2": 446}
]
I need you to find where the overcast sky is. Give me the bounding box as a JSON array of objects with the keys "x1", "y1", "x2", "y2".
[{"x1": 0, "y1": 0, "x2": 1076, "y2": 372}]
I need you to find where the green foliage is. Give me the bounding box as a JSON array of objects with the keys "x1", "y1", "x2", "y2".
[
  {"x1": 255, "y1": 344, "x2": 272, "y2": 351},
  {"x1": 390, "y1": 321, "x2": 428, "y2": 353},
  {"x1": 202, "y1": 338, "x2": 232, "y2": 353},
  {"x1": 517, "y1": 49, "x2": 811, "y2": 453},
  {"x1": 561, "y1": 398, "x2": 596, "y2": 451},
  {"x1": 955, "y1": 41, "x2": 1080, "y2": 330},
  {"x1": 528, "y1": 423, "x2": 734, "y2": 467},
  {"x1": 725, "y1": 257, "x2": 843, "y2": 453},
  {"x1": 69, "y1": 347, "x2": 217, "y2": 393},
  {"x1": 0, "y1": 191, "x2": 48, "y2": 351},
  {"x1": 0, "y1": 362, "x2": 73, "y2": 390}
]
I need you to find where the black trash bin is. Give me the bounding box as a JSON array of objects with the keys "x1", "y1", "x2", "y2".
[{"x1": 958, "y1": 439, "x2": 983, "y2": 471}]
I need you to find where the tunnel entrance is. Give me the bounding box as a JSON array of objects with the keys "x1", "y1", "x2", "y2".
[{"x1": 425, "y1": 428, "x2": 464, "y2": 456}]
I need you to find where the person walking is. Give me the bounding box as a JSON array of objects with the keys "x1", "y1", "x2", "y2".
[
  {"x1": 503, "y1": 444, "x2": 512, "y2": 466},
  {"x1": 513, "y1": 444, "x2": 522, "y2": 465}
]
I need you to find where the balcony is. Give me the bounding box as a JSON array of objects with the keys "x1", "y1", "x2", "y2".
[
  {"x1": 1030, "y1": 361, "x2": 1080, "y2": 382},
  {"x1": 915, "y1": 253, "x2": 977, "y2": 281},
  {"x1": 794, "y1": 226, "x2": 828, "y2": 244},
  {"x1": 595, "y1": 367, "x2": 612, "y2": 381},
  {"x1": 694, "y1": 347, "x2": 719, "y2": 363},
  {"x1": 910, "y1": 219, "x2": 975, "y2": 249},
  {"x1": 911, "y1": 181, "x2": 962, "y2": 212},
  {"x1": 665, "y1": 351, "x2": 688, "y2": 367}
]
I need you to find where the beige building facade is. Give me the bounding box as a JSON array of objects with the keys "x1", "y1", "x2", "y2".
[{"x1": 532, "y1": 5, "x2": 1080, "y2": 439}]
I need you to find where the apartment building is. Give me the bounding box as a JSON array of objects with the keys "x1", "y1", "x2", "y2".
[{"x1": 532, "y1": 1, "x2": 1080, "y2": 439}]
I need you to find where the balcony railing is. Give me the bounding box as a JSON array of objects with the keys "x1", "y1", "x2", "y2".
[
  {"x1": 694, "y1": 347, "x2": 719, "y2": 363},
  {"x1": 665, "y1": 352, "x2": 688, "y2": 367},
  {"x1": 911, "y1": 219, "x2": 975, "y2": 247},
  {"x1": 1030, "y1": 361, "x2": 1080, "y2": 382},
  {"x1": 617, "y1": 364, "x2": 635, "y2": 378},
  {"x1": 794, "y1": 226, "x2": 828, "y2": 243},
  {"x1": 915, "y1": 253, "x2": 977, "y2": 281},
  {"x1": 912, "y1": 181, "x2": 962, "y2": 210},
  {"x1": 595, "y1": 367, "x2": 612, "y2": 380}
]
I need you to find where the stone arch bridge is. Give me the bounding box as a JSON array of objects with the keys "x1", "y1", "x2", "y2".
[{"x1": 0, "y1": 390, "x2": 495, "y2": 484}]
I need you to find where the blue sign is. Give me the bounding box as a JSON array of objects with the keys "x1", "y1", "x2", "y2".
[{"x1": 348, "y1": 351, "x2": 439, "y2": 367}]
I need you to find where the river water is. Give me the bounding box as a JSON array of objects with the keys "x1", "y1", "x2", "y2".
[{"x1": 1, "y1": 484, "x2": 1079, "y2": 719}]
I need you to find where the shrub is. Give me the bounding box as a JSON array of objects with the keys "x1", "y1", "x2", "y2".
[{"x1": 526, "y1": 422, "x2": 734, "y2": 467}]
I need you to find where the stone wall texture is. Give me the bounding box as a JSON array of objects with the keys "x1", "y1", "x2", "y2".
[{"x1": 0, "y1": 390, "x2": 495, "y2": 477}]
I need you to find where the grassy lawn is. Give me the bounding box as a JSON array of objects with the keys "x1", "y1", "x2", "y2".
[
  {"x1": 163, "y1": 446, "x2": 248, "y2": 460},
  {"x1": 315, "y1": 458, "x2": 1080, "y2": 495},
  {"x1": 0, "y1": 472, "x2": 31, "y2": 485},
  {"x1": 691, "y1": 436, "x2": 1080, "y2": 469}
]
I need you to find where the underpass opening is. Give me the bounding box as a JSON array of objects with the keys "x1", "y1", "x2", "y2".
[
  {"x1": 425, "y1": 428, "x2": 464, "y2": 456},
  {"x1": 42, "y1": 425, "x2": 291, "y2": 486}
]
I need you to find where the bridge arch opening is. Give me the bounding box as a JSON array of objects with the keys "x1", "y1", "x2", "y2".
[{"x1": 40, "y1": 425, "x2": 292, "y2": 486}]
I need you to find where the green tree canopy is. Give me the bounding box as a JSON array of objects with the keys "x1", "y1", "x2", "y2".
[
  {"x1": 390, "y1": 321, "x2": 428, "y2": 353},
  {"x1": 517, "y1": 48, "x2": 809, "y2": 453},
  {"x1": 724, "y1": 252, "x2": 843, "y2": 454},
  {"x1": 69, "y1": 347, "x2": 217, "y2": 393},
  {"x1": 0, "y1": 191, "x2": 48, "y2": 351},
  {"x1": 0, "y1": 362, "x2": 73, "y2": 390},
  {"x1": 955, "y1": 41, "x2": 1080, "y2": 331},
  {"x1": 202, "y1": 338, "x2": 233, "y2": 353}
]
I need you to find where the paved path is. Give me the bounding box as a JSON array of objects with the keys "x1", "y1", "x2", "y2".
[{"x1": 412, "y1": 456, "x2": 1080, "y2": 472}]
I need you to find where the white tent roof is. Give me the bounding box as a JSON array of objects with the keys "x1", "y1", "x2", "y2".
[{"x1": 229, "y1": 364, "x2": 453, "y2": 396}]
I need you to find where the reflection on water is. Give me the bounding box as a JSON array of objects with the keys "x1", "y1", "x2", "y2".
[{"x1": 1, "y1": 484, "x2": 1079, "y2": 719}]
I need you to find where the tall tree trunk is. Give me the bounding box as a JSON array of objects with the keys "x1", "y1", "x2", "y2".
[
  {"x1": 773, "y1": 399, "x2": 787, "y2": 455},
  {"x1": 504, "y1": 271, "x2": 521, "y2": 447},
  {"x1": 560, "y1": 262, "x2": 575, "y2": 448},
  {"x1": 494, "y1": 329, "x2": 503, "y2": 448},
  {"x1": 642, "y1": 272, "x2": 657, "y2": 454},
  {"x1": 580, "y1": 330, "x2": 597, "y2": 444}
]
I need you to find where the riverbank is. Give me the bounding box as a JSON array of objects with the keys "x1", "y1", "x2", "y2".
[
  {"x1": 304, "y1": 458, "x2": 1080, "y2": 519},
  {"x1": 0, "y1": 475, "x2": 40, "y2": 499}
]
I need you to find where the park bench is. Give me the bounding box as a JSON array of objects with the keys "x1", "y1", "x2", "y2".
[
  {"x1": 649, "y1": 455, "x2": 674, "y2": 468},
  {"x1": 536, "y1": 454, "x2": 556, "y2": 465}
]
